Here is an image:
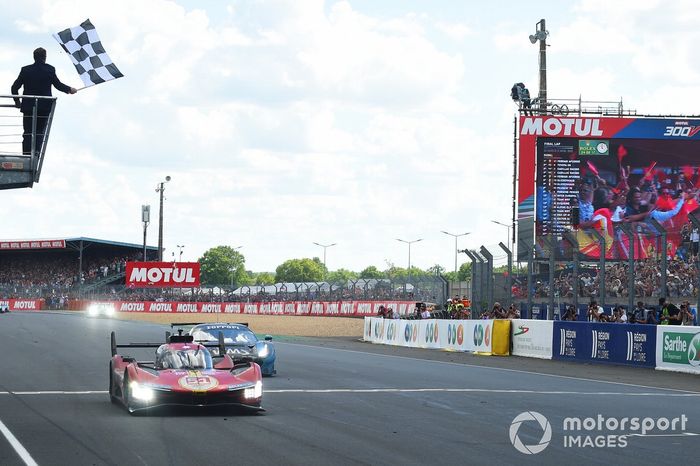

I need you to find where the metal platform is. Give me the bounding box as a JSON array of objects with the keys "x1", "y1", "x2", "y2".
[{"x1": 0, "y1": 94, "x2": 57, "y2": 190}]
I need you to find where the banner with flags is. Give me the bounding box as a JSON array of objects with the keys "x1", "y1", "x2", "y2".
[{"x1": 53, "y1": 19, "x2": 123, "y2": 88}]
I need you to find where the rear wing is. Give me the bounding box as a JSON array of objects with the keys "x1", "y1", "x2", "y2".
[
  {"x1": 170, "y1": 322, "x2": 249, "y2": 328},
  {"x1": 110, "y1": 331, "x2": 225, "y2": 358}
]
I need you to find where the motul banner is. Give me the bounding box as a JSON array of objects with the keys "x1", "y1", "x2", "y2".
[
  {"x1": 96, "y1": 300, "x2": 415, "y2": 316},
  {"x1": 0, "y1": 299, "x2": 45, "y2": 311},
  {"x1": 0, "y1": 240, "x2": 65, "y2": 250},
  {"x1": 125, "y1": 262, "x2": 200, "y2": 288}
]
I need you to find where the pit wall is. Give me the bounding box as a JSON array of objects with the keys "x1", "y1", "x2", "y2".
[{"x1": 364, "y1": 318, "x2": 700, "y2": 374}]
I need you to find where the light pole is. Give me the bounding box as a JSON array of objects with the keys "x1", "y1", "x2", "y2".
[
  {"x1": 141, "y1": 205, "x2": 150, "y2": 261},
  {"x1": 440, "y1": 231, "x2": 470, "y2": 276},
  {"x1": 529, "y1": 19, "x2": 548, "y2": 112},
  {"x1": 396, "y1": 238, "x2": 422, "y2": 272},
  {"x1": 155, "y1": 175, "x2": 171, "y2": 261},
  {"x1": 176, "y1": 244, "x2": 185, "y2": 262},
  {"x1": 312, "y1": 242, "x2": 337, "y2": 270},
  {"x1": 491, "y1": 220, "x2": 512, "y2": 248}
]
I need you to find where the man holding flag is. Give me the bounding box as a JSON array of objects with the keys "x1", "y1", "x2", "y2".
[{"x1": 10, "y1": 47, "x2": 77, "y2": 156}]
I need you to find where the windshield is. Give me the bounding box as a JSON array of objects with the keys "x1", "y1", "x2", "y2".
[
  {"x1": 158, "y1": 348, "x2": 213, "y2": 370},
  {"x1": 192, "y1": 327, "x2": 258, "y2": 345}
]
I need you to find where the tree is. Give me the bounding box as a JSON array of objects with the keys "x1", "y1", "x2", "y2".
[
  {"x1": 426, "y1": 264, "x2": 445, "y2": 276},
  {"x1": 251, "y1": 271, "x2": 276, "y2": 285},
  {"x1": 359, "y1": 265, "x2": 385, "y2": 279},
  {"x1": 457, "y1": 262, "x2": 472, "y2": 281},
  {"x1": 441, "y1": 263, "x2": 472, "y2": 282},
  {"x1": 326, "y1": 268, "x2": 358, "y2": 282},
  {"x1": 275, "y1": 258, "x2": 325, "y2": 283},
  {"x1": 198, "y1": 245, "x2": 246, "y2": 286}
]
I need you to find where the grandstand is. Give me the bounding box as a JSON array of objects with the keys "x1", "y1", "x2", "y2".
[{"x1": 0, "y1": 237, "x2": 158, "y2": 303}]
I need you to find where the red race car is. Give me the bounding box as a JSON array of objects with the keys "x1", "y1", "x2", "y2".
[{"x1": 109, "y1": 330, "x2": 263, "y2": 414}]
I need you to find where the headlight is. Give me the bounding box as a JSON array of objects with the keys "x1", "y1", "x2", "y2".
[
  {"x1": 87, "y1": 305, "x2": 98, "y2": 316},
  {"x1": 244, "y1": 381, "x2": 263, "y2": 399},
  {"x1": 130, "y1": 382, "x2": 154, "y2": 402},
  {"x1": 105, "y1": 306, "x2": 115, "y2": 316},
  {"x1": 258, "y1": 344, "x2": 270, "y2": 358}
]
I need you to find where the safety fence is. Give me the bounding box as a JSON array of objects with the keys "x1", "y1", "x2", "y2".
[{"x1": 364, "y1": 317, "x2": 700, "y2": 375}]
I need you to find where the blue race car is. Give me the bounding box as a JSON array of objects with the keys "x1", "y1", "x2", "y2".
[{"x1": 173, "y1": 322, "x2": 276, "y2": 376}]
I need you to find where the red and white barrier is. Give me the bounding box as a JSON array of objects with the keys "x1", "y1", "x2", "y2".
[
  {"x1": 97, "y1": 300, "x2": 417, "y2": 316},
  {"x1": 0, "y1": 299, "x2": 45, "y2": 311}
]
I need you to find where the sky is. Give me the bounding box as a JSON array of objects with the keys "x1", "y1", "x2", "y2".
[{"x1": 2, "y1": 0, "x2": 700, "y2": 273}]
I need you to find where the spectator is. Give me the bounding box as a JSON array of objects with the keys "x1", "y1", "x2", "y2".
[{"x1": 420, "y1": 305, "x2": 431, "y2": 320}]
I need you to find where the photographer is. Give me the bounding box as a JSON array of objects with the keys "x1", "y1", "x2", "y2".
[
  {"x1": 562, "y1": 306, "x2": 578, "y2": 321},
  {"x1": 659, "y1": 298, "x2": 682, "y2": 325},
  {"x1": 680, "y1": 301, "x2": 696, "y2": 326},
  {"x1": 587, "y1": 301, "x2": 606, "y2": 322},
  {"x1": 631, "y1": 301, "x2": 649, "y2": 324}
]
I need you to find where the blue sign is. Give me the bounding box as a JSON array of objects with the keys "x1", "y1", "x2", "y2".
[{"x1": 553, "y1": 322, "x2": 656, "y2": 367}]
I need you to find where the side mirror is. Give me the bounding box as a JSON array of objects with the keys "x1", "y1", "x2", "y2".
[{"x1": 264, "y1": 335, "x2": 273, "y2": 341}]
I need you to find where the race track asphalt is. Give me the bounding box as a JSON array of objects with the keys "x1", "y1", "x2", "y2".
[{"x1": 1, "y1": 311, "x2": 699, "y2": 466}]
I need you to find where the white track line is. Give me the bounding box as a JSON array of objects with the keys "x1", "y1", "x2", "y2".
[
  {"x1": 0, "y1": 389, "x2": 699, "y2": 396},
  {"x1": 276, "y1": 341, "x2": 700, "y2": 394},
  {"x1": 0, "y1": 419, "x2": 38, "y2": 466}
]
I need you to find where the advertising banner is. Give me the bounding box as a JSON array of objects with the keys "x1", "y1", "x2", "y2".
[
  {"x1": 125, "y1": 262, "x2": 201, "y2": 288},
  {"x1": 511, "y1": 319, "x2": 553, "y2": 359},
  {"x1": 0, "y1": 240, "x2": 65, "y2": 250},
  {"x1": 0, "y1": 299, "x2": 44, "y2": 311},
  {"x1": 109, "y1": 300, "x2": 415, "y2": 316},
  {"x1": 363, "y1": 318, "x2": 493, "y2": 354},
  {"x1": 655, "y1": 325, "x2": 700, "y2": 374},
  {"x1": 553, "y1": 322, "x2": 656, "y2": 367}
]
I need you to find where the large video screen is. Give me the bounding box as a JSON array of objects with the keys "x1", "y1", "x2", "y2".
[{"x1": 535, "y1": 136, "x2": 700, "y2": 260}]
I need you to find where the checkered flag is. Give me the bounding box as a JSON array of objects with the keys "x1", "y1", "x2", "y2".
[{"x1": 53, "y1": 19, "x2": 124, "y2": 88}]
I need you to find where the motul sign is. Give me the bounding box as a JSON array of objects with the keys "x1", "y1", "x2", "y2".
[
  {"x1": 125, "y1": 262, "x2": 200, "y2": 288},
  {"x1": 520, "y1": 117, "x2": 603, "y2": 137}
]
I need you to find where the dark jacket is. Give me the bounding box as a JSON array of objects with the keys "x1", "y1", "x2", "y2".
[{"x1": 11, "y1": 62, "x2": 71, "y2": 114}]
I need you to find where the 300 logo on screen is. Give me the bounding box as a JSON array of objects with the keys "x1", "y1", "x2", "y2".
[{"x1": 663, "y1": 125, "x2": 700, "y2": 138}]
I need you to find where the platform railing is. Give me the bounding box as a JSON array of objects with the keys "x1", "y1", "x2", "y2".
[{"x1": 0, "y1": 94, "x2": 57, "y2": 189}]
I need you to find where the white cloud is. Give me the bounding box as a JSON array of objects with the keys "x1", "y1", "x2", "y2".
[{"x1": 0, "y1": 0, "x2": 697, "y2": 273}]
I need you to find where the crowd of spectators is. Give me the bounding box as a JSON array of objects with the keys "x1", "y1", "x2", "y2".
[
  {"x1": 559, "y1": 297, "x2": 697, "y2": 326},
  {"x1": 513, "y1": 258, "x2": 699, "y2": 300},
  {"x1": 0, "y1": 252, "x2": 139, "y2": 301}
]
